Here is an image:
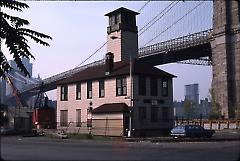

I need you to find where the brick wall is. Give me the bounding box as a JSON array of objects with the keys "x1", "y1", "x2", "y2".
[
  {"x1": 57, "y1": 74, "x2": 174, "y2": 135},
  {"x1": 107, "y1": 30, "x2": 138, "y2": 62}
]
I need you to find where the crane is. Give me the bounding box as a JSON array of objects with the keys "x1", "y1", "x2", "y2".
[{"x1": 5, "y1": 75, "x2": 28, "y2": 107}]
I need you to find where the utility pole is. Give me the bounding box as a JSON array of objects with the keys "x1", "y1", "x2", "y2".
[
  {"x1": 0, "y1": 6, "x2": 2, "y2": 104},
  {"x1": 128, "y1": 55, "x2": 133, "y2": 137}
]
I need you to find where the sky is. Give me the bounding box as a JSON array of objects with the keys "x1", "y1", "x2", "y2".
[{"x1": 1, "y1": 1, "x2": 212, "y2": 101}]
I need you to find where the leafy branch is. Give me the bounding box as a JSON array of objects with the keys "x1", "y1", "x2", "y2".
[{"x1": 0, "y1": 0, "x2": 52, "y2": 78}]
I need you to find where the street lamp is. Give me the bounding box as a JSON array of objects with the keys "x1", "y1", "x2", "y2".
[
  {"x1": 111, "y1": 35, "x2": 133, "y2": 137},
  {"x1": 87, "y1": 101, "x2": 93, "y2": 135}
]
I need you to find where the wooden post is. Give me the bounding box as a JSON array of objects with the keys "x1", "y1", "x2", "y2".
[{"x1": 227, "y1": 121, "x2": 230, "y2": 129}]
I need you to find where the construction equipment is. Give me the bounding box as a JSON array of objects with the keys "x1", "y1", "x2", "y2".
[
  {"x1": 5, "y1": 75, "x2": 28, "y2": 107},
  {"x1": 6, "y1": 75, "x2": 55, "y2": 130},
  {"x1": 32, "y1": 83, "x2": 56, "y2": 129}
]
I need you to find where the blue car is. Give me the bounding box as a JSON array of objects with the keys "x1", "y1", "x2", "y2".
[
  {"x1": 0, "y1": 127, "x2": 15, "y2": 135},
  {"x1": 170, "y1": 125, "x2": 215, "y2": 138}
]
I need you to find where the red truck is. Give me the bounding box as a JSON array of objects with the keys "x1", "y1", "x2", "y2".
[{"x1": 32, "y1": 107, "x2": 56, "y2": 129}]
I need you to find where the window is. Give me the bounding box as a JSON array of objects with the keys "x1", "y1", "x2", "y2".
[
  {"x1": 76, "y1": 83, "x2": 81, "y2": 100},
  {"x1": 114, "y1": 15, "x2": 118, "y2": 24},
  {"x1": 150, "y1": 77, "x2": 158, "y2": 96},
  {"x1": 60, "y1": 85, "x2": 68, "y2": 101},
  {"x1": 87, "y1": 81, "x2": 92, "y2": 99},
  {"x1": 60, "y1": 110, "x2": 68, "y2": 126},
  {"x1": 139, "y1": 76, "x2": 146, "y2": 96},
  {"x1": 162, "y1": 79, "x2": 168, "y2": 96},
  {"x1": 151, "y1": 106, "x2": 158, "y2": 122},
  {"x1": 110, "y1": 16, "x2": 115, "y2": 26},
  {"x1": 99, "y1": 80, "x2": 105, "y2": 98},
  {"x1": 116, "y1": 77, "x2": 127, "y2": 96},
  {"x1": 76, "y1": 109, "x2": 81, "y2": 127},
  {"x1": 162, "y1": 107, "x2": 169, "y2": 122},
  {"x1": 138, "y1": 106, "x2": 147, "y2": 122}
]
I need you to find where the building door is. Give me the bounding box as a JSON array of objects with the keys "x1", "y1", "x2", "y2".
[
  {"x1": 76, "y1": 109, "x2": 81, "y2": 127},
  {"x1": 60, "y1": 110, "x2": 68, "y2": 126},
  {"x1": 123, "y1": 113, "x2": 129, "y2": 136}
]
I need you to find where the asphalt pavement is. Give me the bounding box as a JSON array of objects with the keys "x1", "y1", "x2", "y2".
[
  {"x1": 125, "y1": 129, "x2": 240, "y2": 143},
  {"x1": 1, "y1": 130, "x2": 240, "y2": 161},
  {"x1": 1, "y1": 132, "x2": 240, "y2": 161}
]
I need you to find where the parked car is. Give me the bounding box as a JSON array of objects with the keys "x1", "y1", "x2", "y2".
[
  {"x1": 170, "y1": 125, "x2": 215, "y2": 138},
  {"x1": 0, "y1": 127, "x2": 15, "y2": 135}
]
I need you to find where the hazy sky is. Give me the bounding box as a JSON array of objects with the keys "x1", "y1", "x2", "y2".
[{"x1": 2, "y1": 1, "x2": 212, "y2": 101}]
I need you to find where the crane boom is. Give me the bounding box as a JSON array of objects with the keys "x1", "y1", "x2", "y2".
[{"x1": 6, "y1": 75, "x2": 27, "y2": 107}]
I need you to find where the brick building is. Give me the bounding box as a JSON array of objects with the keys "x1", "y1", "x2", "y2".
[{"x1": 56, "y1": 7, "x2": 176, "y2": 136}]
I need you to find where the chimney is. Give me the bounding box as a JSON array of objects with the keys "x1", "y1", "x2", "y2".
[{"x1": 105, "y1": 52, "x2": 114, "y2": 75}]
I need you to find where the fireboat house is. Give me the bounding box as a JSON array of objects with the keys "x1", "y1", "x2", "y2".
[{"x1": 56, "y1": 7, "x2": 176, "y2": 137}]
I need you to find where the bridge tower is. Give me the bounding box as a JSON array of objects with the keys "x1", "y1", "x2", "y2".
[
  {"x1": 105, "y1": 7, "x2": 139, "y2": 62},
  {"x1": 212, "y1": 0, "x2": 240, "y2": 119}
]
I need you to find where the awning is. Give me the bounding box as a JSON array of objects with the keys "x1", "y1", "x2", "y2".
[{"x1": 92, "y1": 103, "x2": 129, "y2": 114}]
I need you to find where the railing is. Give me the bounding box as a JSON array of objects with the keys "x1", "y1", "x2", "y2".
[
  {"x1": 175, "y1": 119, "x2": 240, "y2": 130},
  {"x1": 178, "y1": 56, "x2": 212, "y2": 66},
  {"x1": 20, "y1": 59, "x2": 105, "y2": 93},
  {"x1": 138, "y1": 29, "x2": 213, "y2": 58},
  {"x1": 55, "y1": 120, "x2": 124, "y2": 137},
  {"x1": 18, "y1": 29, "x2": 213, "y2": 94}
]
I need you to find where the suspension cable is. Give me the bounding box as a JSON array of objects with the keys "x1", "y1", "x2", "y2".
[
  {"x1": 142, "y1": 1, "x2": 204, "y2": 47},
  {"x1": 7, "y1": 73, "x2": 27, "y2": 84},
  {"x1": 138, "y1": 1, "x2": 179, "y2": 36},
  {"x1": 137, "y1": 0, "x2": 150, "y2": 12},
  {"x1": 74, "y1": 41, "x2": 107, "y2": 68},
  {"x1": 7, "y1": 69, "x2": 40, "y2": 84},
  {"x1": 139, "y1": 1, "x2": 178, "y2": 35},
  {"x1": 14, "y1": 71, "x2": 40, "y2": 84},
  {"x1": 74, "y1": 2, "x2": 150, "y2": 69}
]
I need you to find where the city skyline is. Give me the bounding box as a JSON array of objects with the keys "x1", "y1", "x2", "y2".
[{"x1": 1, "y1": 1, "x2": 212, "y2": 101}]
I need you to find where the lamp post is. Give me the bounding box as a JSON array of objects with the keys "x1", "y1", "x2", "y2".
[
  {"x1": 110, "y1": 36, "x2": 133, "y2": 137},
  {"x1": 87, "y1": 102, "x2": 93, "y2": 135},
  {"x1": 128, "y1": 55, "x2": 133, "y2": 137}
]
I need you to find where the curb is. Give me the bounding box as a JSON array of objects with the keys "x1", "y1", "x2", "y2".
[{"x1": 125, "y1": 137, "x2": 240, "y2": 143}]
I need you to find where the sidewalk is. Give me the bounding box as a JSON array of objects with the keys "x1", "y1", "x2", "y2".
[{"x1": 125, "y1": 129, "x2": 240, "y2": 143}]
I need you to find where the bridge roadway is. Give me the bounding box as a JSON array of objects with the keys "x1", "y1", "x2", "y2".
[{"x1": 8, "y1": 29, "x2": 213, "y2": 101}]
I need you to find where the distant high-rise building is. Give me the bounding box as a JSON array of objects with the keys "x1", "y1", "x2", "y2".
[
  {"x1": 3, "y1": 58, "x2": 41, "y2": 107},
  {"x1": 6, "y1": 58, "x2": 33, "y2": 96},
  {"x1": 185, "y1": 83, "x2": 199, "y2": 105},
  {"x1": 9, "y1": 57, "x2": 33, "y2": 77},
  {"x1": 0, "y1": 78, "x2": 6, "y2": 104}
]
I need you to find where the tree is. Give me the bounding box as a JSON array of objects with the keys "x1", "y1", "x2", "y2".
[
  {"x1": 235, "y1": 104, "x2": 240, "y2": 120},
  {"x1": 208, "y1": 88, "x2": 221, "y2": 120},
  {"x1": 0, "y1": 0, "x2": 52, "y2": 78}
]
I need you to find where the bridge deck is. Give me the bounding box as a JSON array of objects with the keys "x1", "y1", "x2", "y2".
[{"x1": 16, "y1": 29, "x2": 213, "y2": 96}]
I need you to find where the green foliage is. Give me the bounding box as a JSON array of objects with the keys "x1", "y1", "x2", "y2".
[
  {"x1": 235, "y1": 104, "x2": 240, "y2": 120},
  {"x1": 208, "y1": 88, "x2": 221, "y2": 120},
  {"x1": 0, "y1": 0, "x2": 52, "y2": 78},
  {"x1": 183, "y1": 99, "x2": 195, "y2": 119}
]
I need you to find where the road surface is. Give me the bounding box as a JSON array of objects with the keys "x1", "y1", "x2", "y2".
[{"x1": 1, "y1": 136, "x2": 239, "y2": 161}]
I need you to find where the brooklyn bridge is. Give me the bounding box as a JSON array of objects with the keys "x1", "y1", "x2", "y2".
[{"x1": 2, "y1": 1, "x2": 240, "y2": 119}]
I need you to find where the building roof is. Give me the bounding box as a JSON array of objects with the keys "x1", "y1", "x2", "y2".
[
  {"x1": 92, "y1": 103, "x2": 129, "y2": 114},
  {"x1": 105, "y1": 7, "x2": 139, "y2": 17},
  {"x1": 56, "y1": 60, "x2": 176, "y2": 85}
]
